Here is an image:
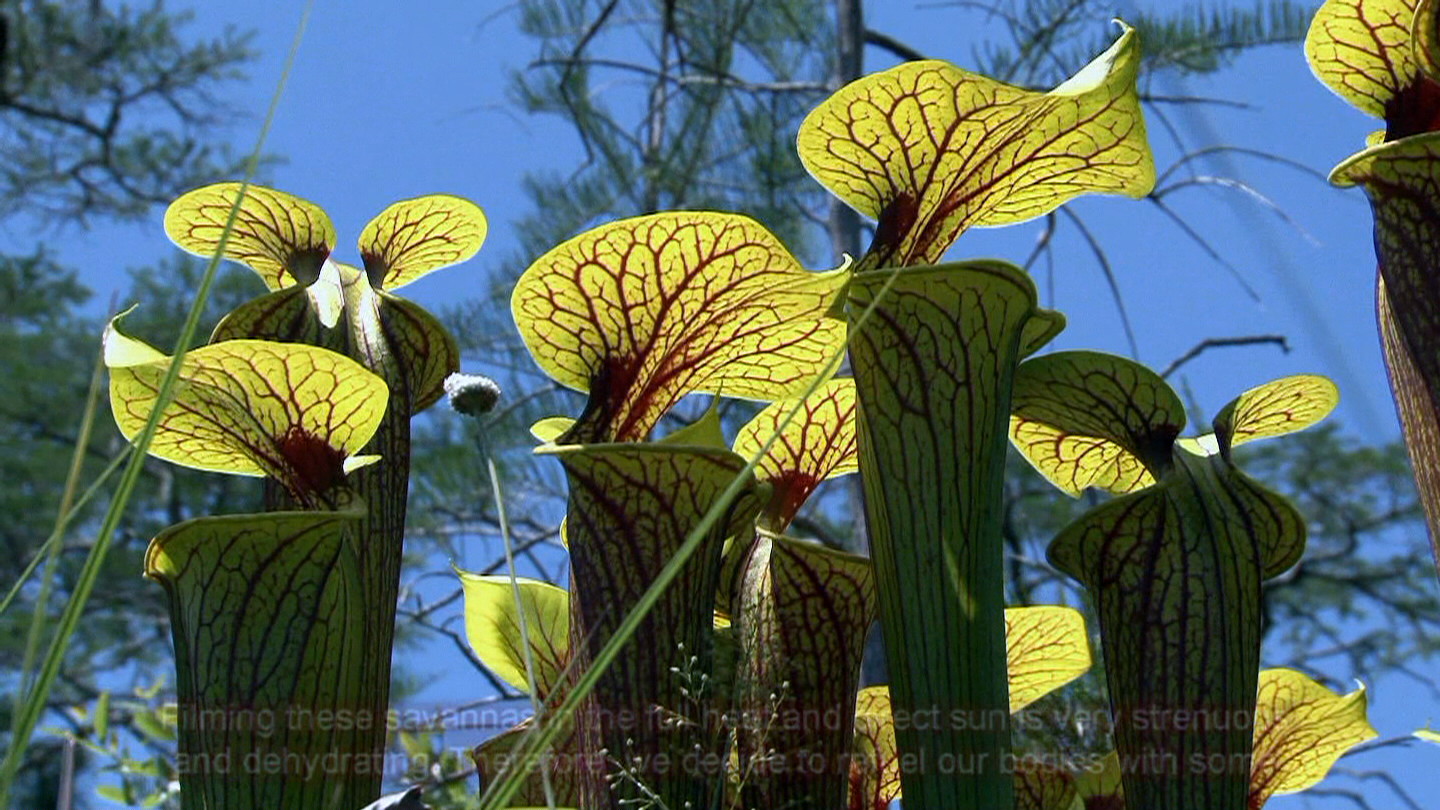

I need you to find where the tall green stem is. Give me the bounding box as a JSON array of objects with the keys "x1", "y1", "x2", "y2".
[{"x1": 846, "y1": 260, "x2": 1059, "y2": 810}]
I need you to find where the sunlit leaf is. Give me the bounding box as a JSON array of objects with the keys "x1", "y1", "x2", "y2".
[
  {"x1": 1306, "y1": 0, "x2": 1421, "y2": 117},
  {"x1": 1009, "y1": 418, "x2": 1155, "y2": 497},
  {"x1": 1011, "y1": 350, "x2": 1186, "y2": 486},
  {"x1": 512, "y1": 212, "x2": 847, "y2": 442},
  {"x1": 1248, "y1": 668, "x2": 1377, "y2": 807},
  {"x1": 1014, "y1": 760, "x2": 1080, "y2": 810},
  {"x1": 530, "y1": 417, "x2": 577, "y2": 444},
  {"x1": 359, "y1": 194, "x2": 487, "y2": 290},
  {"x1": 105, "y1": 312, "x2": 388, "y2": 502},
  {"x1": 1212, "y1": 374, "x2": 1339, "y2": 456},
  {"x1": 457, "y1": 572, "x2": 570, "y2": 698},
  {"x1": 732, "y1": 379, "x2": 858, "y2": 530},
  {"x1": 1075, "y1": 752, "x2": 1124, "y2": 809},
  {"x1": 798, "y1": 25, "x2": 1152, "y2": 268},
  {"x1": 165, "y1": 182, "x2": 336, "y2": 290},
  {"x1": 849, "y1": 685, "x2": 903, "y2": 810},
  {"x1": 146, "y1": 508, "x2": 368, "y2": 810},
  {"x1": 1048, "y1": 451, "x2": 1306, "y2": 810},
  {"x1": 1006, "y1": 606, "x2": 1092, "y2": 713}
]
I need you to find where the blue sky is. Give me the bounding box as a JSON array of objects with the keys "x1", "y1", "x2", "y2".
[{"x1": 16, "y1": 0, "x2": 1439, "y2": 807}]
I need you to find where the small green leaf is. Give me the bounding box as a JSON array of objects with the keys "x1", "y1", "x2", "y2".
[
  {"x1": 359, "y1": 194, "x2": 488, "y2": 290},
  {"x1": 456, "y1": 572, "x2": 570, "y2": 698},
  {"x1": 94, "y1": 690, "x2": 110, "y2": 741},
  {"x1": 530, "y1": 416, "x2": 576, "y2": 444},
  {"x1": 165, "y1": 182, "x2": 336, "y2": 289}
]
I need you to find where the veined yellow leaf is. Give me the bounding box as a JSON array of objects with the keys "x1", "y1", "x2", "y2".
[
  {"x1": 798, "y1": 25, "x2": 1152, "y2": 268},
  {"x1": 850, "y1": 685, "x2": 903, "y2": 810},
  {"x1": 359, "y1": 194, "x2": 487, "y2": 290},
  {"x1": 456, "y1": 572, "x2": 570, "y2": 699},
  {"x1": 1010, "y1": 350, "x2": 1186, "y2": 488},
  {"x1": 165, "y1": 182, "x2": 336, "y2": 290},
  {"x1": 1248, "y1": 668, "x2": 1377, "y2": 806},
  {"x1": 1213, "y1": 374, "x2": 1340, "y2": 456},
  {"x1": 1009, "y1": 417, "x2": 1155, "y2": 497},
  {"x1": 105, "y1": 312, "x2": 388, "y2": 501},
  {"x1": 1307, "y1": 0, "x2": 1422, "y2": 117},
  {"x1": 1014, "y1": 760, "x2": 1080, "y2": 810},
  {"x1": 512, "y1": 212, "x2": 847, "y2": 442},
  {"x1": 732, "y1": 379, "x2": 858, "y2": 530},
  {"x1": 1005, "y1": 606, "x2": 1092, "y2": 714}
]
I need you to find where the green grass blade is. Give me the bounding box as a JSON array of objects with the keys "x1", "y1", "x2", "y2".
[{"x1": 0, "y1": 3, "x2": 315, "y2": 802}]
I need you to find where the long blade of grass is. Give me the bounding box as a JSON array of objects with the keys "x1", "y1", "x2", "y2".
[
  {"x1": 14, "y1": 342, "x2": 108, "y2": 704},
  {"x1": 0, "y1": 443, "x2": 131, "y2": 620},
  {"x1": 0, "y1": 4, "x2": 315, "y2": 802}
]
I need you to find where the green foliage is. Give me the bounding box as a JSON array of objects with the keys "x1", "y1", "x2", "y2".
[{"x1": 0, "y1": 1, "x2": 259, "y2": 223}]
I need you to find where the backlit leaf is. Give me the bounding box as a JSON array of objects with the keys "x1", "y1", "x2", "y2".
[
  {"x1": 105, "y1": 313, "x2": 388, "y2": 502},
  {"x1": 732, "y1": 378, "x2": 858, "y2": 530},
  {"x1": 798, "y1": 26, "x2": 1152, "y2": 268},
  {"x1": 1014, "y1": 761, "x2": 1080, "y2": 810},
  {"x1": 1006, "y1": 606, "x2": 1092, "y2": 714},
  {"x1": 1248, "y1": 668, "x2": 1377, "y2": 807},
  {"x1": 512, "y1": 212, "x2": 847, "y2": 442},
  {"x1": 359, "y1": 194, "x2": 487, "y2": 290},
  {"x1": 1306, "y1": 0, "x2": 1420, "y2": 117},
  {"x1": 1009, "y1": 418, "x2": 1155, "y2": 497},
  {"x1": 530, "y1": 417, "x2": 576, "y2": 444},
  {"x1": 165, "y1": 182, "x2": 336, "y2": 290},
  {"x1": 1075, "y1": 752, "x2": 1124, "y2": 809},
  {"x1": 849, "y1": 685, "x2": 902, "y2": 810},
  {"x1": 1213, "y1": 375, "x2": 1339, "y2": 456},
  {"x1": 1010, "y1": 350, "x2": 1186, "y2": 485},
  {"x1": 457, "y1": 573, "x2": 569, "y2": 699}
]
